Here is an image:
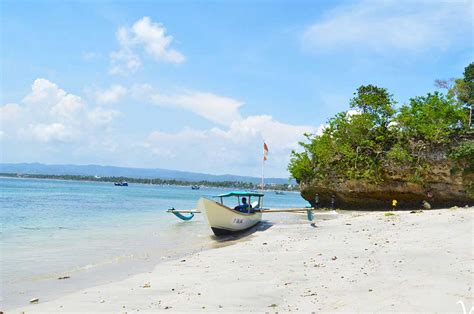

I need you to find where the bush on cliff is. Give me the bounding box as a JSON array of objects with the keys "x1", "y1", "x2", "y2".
[{"x1": 289, "y1": 64, "x2": 473, "y2": 188}]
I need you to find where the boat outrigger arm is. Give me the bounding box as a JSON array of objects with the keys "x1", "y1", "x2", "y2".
[
  {"x1": 167, "y1": 208, "x2": 201, "y2": 221},
  {"x1": 167, "y1": 207, "x2": 315, "y2": 221}
]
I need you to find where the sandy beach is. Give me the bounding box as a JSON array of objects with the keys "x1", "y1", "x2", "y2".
[{"x1": 12, "y1": 207, "x2": 473, "y2": 313}]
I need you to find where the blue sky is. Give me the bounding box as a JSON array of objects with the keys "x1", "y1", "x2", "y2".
[{"x1": 1, "y1": 0, "x2": 472, "y2": 177}]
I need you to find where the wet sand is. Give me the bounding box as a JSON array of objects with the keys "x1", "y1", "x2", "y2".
[{"x1": 13, "y1": 207, "x2": 473, "y2": 313}]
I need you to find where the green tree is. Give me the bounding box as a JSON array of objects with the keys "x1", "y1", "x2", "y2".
[
  {"x1": 289, "y1": 84, "x2": 398, "y2": 183},
  {"x1": 445, "y1": 62, "x2": 474, "y2": 108},
  {"x1": 349, "y1": 85, "x2": 396, "y2": 128},
  {"x1": 397, "y1": 92, "x2": 468, "y2": 145},
  {"x1": 462, "y1": 62, "x2": 474, "y2": 105},
  {"x1": 289, "y1": 79, "x2": 471, "y2": 185}
]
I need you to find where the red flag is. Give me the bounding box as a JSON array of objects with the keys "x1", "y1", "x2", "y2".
[{"x1": 263, "y1": 142, "x2": 269, "y2": 161}]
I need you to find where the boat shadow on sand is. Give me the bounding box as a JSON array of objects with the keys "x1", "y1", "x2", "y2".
[{"x1": 210, "y1": 220, "x2": 274, "y2": 244}]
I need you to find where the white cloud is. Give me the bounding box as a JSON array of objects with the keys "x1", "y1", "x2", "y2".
[
  {"x1": 0, "y1": 78, "x2": 121, "y2": 144},
  {"x1": 150, "y1": 90, "x2": 243, "y2": 126},
  {"x1": 0, "y1": 103, "x2": 23, "y2": 121},
  {"x1": 303, "y1": 0, "x2": 473, "y2": 54},
  {"x1": 21, "y1": 79, "x2": 87, "y2": 123},
  {"x1": 145, "y1": 115, "x2": 316, "y2": 176},
  {"x1": 19, "y1": 123, "x2": 73, "y2": 143},
  {"x1": 131, "y1": 82, "x2": 318, "y2": 175},
  {"x1": 50, "y1": 94, "x2": 86, "y2": 120},
  {"x1": 123, "y1": 17, "x2": 185, "y2": 63},
  {"x1": 147, "y1": 127, "x2": 208, "y2": 158},
  {"x1": 95, "y1": 85, "x2": 127, "y2": 104},
  {"x1": 109, "y1": 48, "x2": 141, "y2": 75},
  {"x1": 0, "y1": 103, "x2": 24, "y2": 138},
  {"x1": 87, "y1": 107, "x2": 121, "y2": 126},
  {"x1": 131, "y1": 83, "x2": 153, "y2": 97},
  {"x1": 23, "y1": 78, "x2": 66, "y2": 104},
  {"x1": 110, "y1": 17, "x2": 185, "y2": 75},
  {"x1": 132, "y1": 84, "x2": 243, "y2": 126},
  {"x1": 3, "y1": 79, "x2": 318, "y2": 177},
  {"x1": 228, "y1": 115, "x2": 312, "y2": 152}
]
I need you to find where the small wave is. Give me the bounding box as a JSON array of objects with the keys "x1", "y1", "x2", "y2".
[
  {"x1": 21, "y1": 226, "x2": 41, "y2": 230},
  {"x1": 20, "y1": 226, "x2": 71, "y2": 230}
]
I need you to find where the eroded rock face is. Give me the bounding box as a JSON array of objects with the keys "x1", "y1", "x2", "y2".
[{"x1": 300, "y1": 160, "x2": 473, "y2": 210}]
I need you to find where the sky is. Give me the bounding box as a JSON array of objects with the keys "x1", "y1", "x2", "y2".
[{"x1": 1, "y1": 0, "x2": 473, "y2": 178}]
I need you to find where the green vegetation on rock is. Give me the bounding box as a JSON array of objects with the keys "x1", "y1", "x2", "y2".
[{"x1": 289, "y1": 63, "x2": 473, "y2": 208}]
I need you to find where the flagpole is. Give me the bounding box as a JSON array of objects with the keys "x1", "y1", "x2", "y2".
[
  {"x1": 261, "y1": 153, "x2": 265, "y2": 193},
  {"x1": 261, "y1": 141, "x2": 266, "y2": 193}
]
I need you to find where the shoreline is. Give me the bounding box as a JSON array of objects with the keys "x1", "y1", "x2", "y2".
[
  {"x1": 0, "y1": 174, "x2": 298, "y2": 192},
  {"x1": 12, "y1": 207, "x2": 473, "y2": 312},
  {"x1": 0, "y1": 175, "x2": 302, "y2": 194}
]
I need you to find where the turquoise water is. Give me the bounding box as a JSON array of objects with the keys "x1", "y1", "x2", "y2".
[{"x1": 0, "y1": 177, "x2": 308, "y2": 309}]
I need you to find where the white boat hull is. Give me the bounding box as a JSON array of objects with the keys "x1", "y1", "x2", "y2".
[{"x1": 197, "y1": 198, "x2": 262, "y2": 236}]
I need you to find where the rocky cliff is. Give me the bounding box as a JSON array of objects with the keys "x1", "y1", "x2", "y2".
[{"x1": 299, "y1": 134, "x2": 473, "y2": 210}]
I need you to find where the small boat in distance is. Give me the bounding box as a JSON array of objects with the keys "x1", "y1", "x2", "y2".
[
  {"x1": 275, "y1": 191, "x2": 285, "y2": 195},
  {"x1": 191, "y1": 185, "x2": 200, "y2": 190},
  {"x1": 197, "y1": 191, "x2": 263, "y2": 236},
  {"x1": 114, "y1": 181, "x2": 128, "y2": 186}
]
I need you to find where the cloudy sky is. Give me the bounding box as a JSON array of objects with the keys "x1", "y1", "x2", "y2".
[{"x1": 1, "y1": 0, "x2": 472, "y2": 177}]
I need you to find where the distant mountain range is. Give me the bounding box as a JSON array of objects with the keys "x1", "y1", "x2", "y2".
[{"x1": 0, "y1": 163, "x2": 294, "y2": 184}]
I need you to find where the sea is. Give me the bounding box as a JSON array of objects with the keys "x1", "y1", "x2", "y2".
[{"x1": 0, "y1": 177, "x2": 309, "y2": 309}]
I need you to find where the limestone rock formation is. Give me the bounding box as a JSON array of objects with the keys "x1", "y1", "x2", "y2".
[{"x1": 299, "y1": 146, "x2": 473, "y2": 209}]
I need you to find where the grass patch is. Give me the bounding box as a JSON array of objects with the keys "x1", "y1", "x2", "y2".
[{"x1": 384, "y1": 212, "x2": 396, "y2": 216}]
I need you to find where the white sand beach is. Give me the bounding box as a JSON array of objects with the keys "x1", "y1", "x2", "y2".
[{"x1": 13, "y1": 207, "x2": 473, "y2": 313}]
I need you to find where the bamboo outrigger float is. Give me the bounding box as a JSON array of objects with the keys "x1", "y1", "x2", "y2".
[{"x1": 167, "y1": 191, "x2": 319, "y2": 236}]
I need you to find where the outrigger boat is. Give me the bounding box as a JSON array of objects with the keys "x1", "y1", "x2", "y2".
[
  {"x1": 198, "y1": 191, "x2": 263, "y2": 236},
  {"x1": 167, "y1": 191, "x2": 318, "y2": 236},
  {"x1": 167, "y1": 143, "x2": 327, "y2": 236}
]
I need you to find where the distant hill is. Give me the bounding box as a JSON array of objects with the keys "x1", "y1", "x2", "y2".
[{"x1": 0, "y1": 163, "x2": 294, "y2": 184}]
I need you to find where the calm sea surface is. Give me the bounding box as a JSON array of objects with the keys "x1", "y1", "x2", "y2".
[{"x1": 0, "y1": 177, "x2": 308, "y2": 309}]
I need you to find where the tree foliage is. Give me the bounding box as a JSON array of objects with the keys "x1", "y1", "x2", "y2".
[
  {"x1": 289, "y1": 72, "x2": 472, "y2": 185},
  {"x1": 349, "y1": 84, "x2": 396, "y2": 128},
  {"x1": 446, "y1": 62, "x2": 474, "y2": 108},
  {"x1": 397, "y1": 92, "x2": 467, "y2": 144},
  {"x1": 462, "y1": 62, "x2": 474, "y2": 106}
]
